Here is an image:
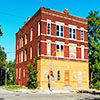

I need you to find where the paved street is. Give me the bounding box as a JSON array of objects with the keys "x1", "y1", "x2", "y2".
[{"x1": 0, "y1": 88, "x2": 100, "y2": 100}]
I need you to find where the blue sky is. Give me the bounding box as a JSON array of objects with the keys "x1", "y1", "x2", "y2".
[{"x1": 0, "y1": 0, "x2": 100, "y2": 61}]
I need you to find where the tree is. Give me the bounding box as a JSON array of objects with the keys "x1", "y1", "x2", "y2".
[
  {"x1": 87, "y1": 11, "x2": 100, "y2": 85},
  {"x1": 7, "y1": 60, "x2": 15, "y2": 85},
  {"x1": 0, "y1": 25, "x2": 3, "y2": 36},
  {"x1": 0, "y1": 46, "x2": 6, "y2": 85},
  {"x1": 27, "y1": 58, "x2": 38, "y2": 89}
]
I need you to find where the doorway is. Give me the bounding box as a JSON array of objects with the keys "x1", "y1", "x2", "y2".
[{"x1": 65, "y1": 71, "x2": 69, "y2": 86}]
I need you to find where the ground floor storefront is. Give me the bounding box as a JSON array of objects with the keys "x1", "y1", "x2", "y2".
[{"x1": 37, "y1": 58, "x2": 89, "y2": 90}]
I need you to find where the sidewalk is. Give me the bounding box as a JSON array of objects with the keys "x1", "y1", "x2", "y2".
[{"x1": 14, "y1": 88, "x2": 70, "y2": 94}]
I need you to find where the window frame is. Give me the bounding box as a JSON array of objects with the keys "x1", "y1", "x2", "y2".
[
  {"x1": 38, "y1": 21, "x2": 40, "y2": 36},
  {"x1": 30, "y1": 28, "x2": 33, "y2": 41},
  {"x1": 30, "y1": 46, "x2": 32, "y2": 59},
  {"x1": 81, "y1": 45, "x2": 84, "y2": 59},
  {"x1": 81, "y1": 28, "x2": 84, "y2": 41},
  {"x1": 38, "y1": 42, "x2": 40, "y2": 56},
  {"x1": 69, "y1": 43, "x2": 77, "y2": 59},
  {"x1": 69, "y1": 25, "x2": 76, "y2": 40},
  {"x1": 47, "y1": 40, "x2": 51, "y2": 56},
  {"x1": 57, "y1": 70, "x2": 60, "y2": 80},
  {"x1": 25, "y1": 33, "x2": 28, "y2": 45},
  {"x1": 56, "y1": 41, "x2": 64, "y2": 57},
  {"x1": 56, "y1": 22, "x2": 64, "y2": 38},
  {"x1": 24, "y1": 49, "x2": 27, "y2": 61},
  {"x1": 47, "y1": 19, "x2": 51, "y2": 35},
  {"x1": 21, "y1": 51, "x2": 23, "y2": 62}
]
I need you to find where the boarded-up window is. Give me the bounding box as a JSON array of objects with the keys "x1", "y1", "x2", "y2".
[
  {"x1": 69, "y1": 44, "x2": 76, "y2": 58},
  {"x1": 78, "y1": 72, "x2": 82, "y2": 86},
  {"x1": 19, "y1": 68, "x2": 21, "y2": 79},
  {"x1": 16, "y1": 68, "x2": 18, "y2": 79},
  {"x1": 47, "y1": 40, "x2": 51, "y2": 56},
  {"x1": 24, "y1": 49, "x2": 27, "y2": 61},
  {"x1": 30, "y1": 46, "x2": 32, "y2": 59}
]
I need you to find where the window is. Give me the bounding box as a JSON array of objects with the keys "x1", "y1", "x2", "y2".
[
  {"x1": 19, "y1": 52, "x2": 21, "y2": 63},
  {"x1": 24, "y1": 49, "x2": 27, "y2": 61},
  {"x1": 69, "y1": 44, "x2": 76, "y2": 58},
  {"x1": 81, "y1": 30, "x2": 84, "y2": 41},
  {"x1": 19, "y1": 38, "x2": 21, "y2": 48},
  {"x1": 73, "y1": 72, "x2": 76, "y2": 79},
  {"x1": 17, "y1": 40, "x2": 19, "y2": 50},
  {"x1": 83, "y1": 72, "x2": 86, "y2": 79},
  {"x1": 47, "y1": 40, "x2": 51, "y2": 56},
  {"x1": 81, "y1": 45, "x2": 84, "y2": 59},
  {"x1": 16, "y1": 68, "x2": 18, "y2": 79},
  {"x1": 23, "y1": 69, "x2": 25, "y2": 78},
  {"x1": 16, "y1": 54, "x2": 18, "y2": 64},
  {"x1": 21, "y1": 51, "x2": 23, "y2": 62},
  {"x1": 30, "y1": 46, "x2": 32, "y2": 59},
  {"x1": 30, "y1": 28, "x2": 33, "y2": 41},
  {"x1": 56, "y1": 22, "x2": 64, "y2": 37},
  {"x1": 56, "y1": 25, "x2": 59, "y2": 36},
  {"x1": 57, "y1": 71, "x2": 60, "y2": 80},
  {"x1": 56, "y1": 43, "x2": 64, "y2": 57},
  {"x1": 78, "y1": 72, "x2": 82, "y2": 86},
  {"x1": 38, "y1": 21, "x2": 40, "y2": 36},
  {"x1": 69, "y1": 25, "x2": 76, "y2": 39},
  {"x1": 25, "y1": 33, "x2": 27, "y2": 45},
  {"x1": 21, "y1": 37, "x2": 24, "y2": 47},
  {"x1": 47, "y1": 19, "x2": 51, "y2": 35},
  {"x1": 38, "y1": 42, "x2": 40, "y2": 56},
  {"x1": 19, "y1": 68, "x2": 21, "y2": 79}
]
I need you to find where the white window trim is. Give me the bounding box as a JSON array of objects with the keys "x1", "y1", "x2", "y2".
[
  {"x1": 47, "y1": 40, "x2": 51, "y2": 56},
  {"x1": 56, "y1": 41, "x2": 64, "y2": 57},
  {"x1": 30, "y1": 46, "x2": 32, "y2": 59},
  {"x1": 30, "y1": 28, "x2": 33, "y2": 41},
  {"x1": 17, "y1": 40, "x2": 19, "y2": 50},
  {"x1": 69, "y1": 43, "x2": 77, "y2": 59},
  {"x1": 38, "y1": 21, "x2": 40, "y2": 36},
  {"x1": 81, "y1": 27, "x2": 84, "y2": 41},
  {"x1": 21, "y1": 51, "x2": 23, "y2": 62},
  {"x1": 56, "y1": 21, "x2": 64, "y2": 38},
  {"x1": 47, "y1": 19, "x2": 51, "y2": 35},
  {"x1": 69, "y1": 24, "x2": 76, "y2": 40},
  {"x1": 19, "y1": 68, "x2": 21, "y2": 79},
  {"x1": 16, "y1": 68, "x2": 18, "y2": 79},
  {"x1": 38, "y1": 42, "x2": 40, "y2": 56},
  {"x1": 81, "y1": 45, "x2": 84, "y2": 59}
]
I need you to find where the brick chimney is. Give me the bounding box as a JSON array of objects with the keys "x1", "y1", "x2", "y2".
[
  {"x1": 28, "y1": 17, "x2": 30, "y2": 21},
  {"x1": 24, "y1": 21, "x2": 26, "y2": 25},
  {"x1": 64, "y1": 8, "x2": 69, "y2": 15},
  {"x1": 19, "y1": 27, "x2": 21, "y2": 30}
]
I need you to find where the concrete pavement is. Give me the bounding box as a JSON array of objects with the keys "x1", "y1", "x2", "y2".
[{"x1": 0, "y1": 88, "x2": 100, "y2": 100}]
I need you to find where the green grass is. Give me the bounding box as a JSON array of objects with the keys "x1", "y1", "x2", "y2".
[{"x1": 0, "y1": 85, "x2": 27, "y2": 90}]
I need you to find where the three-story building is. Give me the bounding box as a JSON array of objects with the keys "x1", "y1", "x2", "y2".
[{"x1": 15, "y1": 7, "x2": 89, "y2": 89}]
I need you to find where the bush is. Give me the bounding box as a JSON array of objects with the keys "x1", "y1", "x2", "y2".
[
  {"x1": 27, "y1": 58, "x2": 38, "y2": 89},
  {"x1": 90, "y1": 81, "x2": 100, "y2": 90}
]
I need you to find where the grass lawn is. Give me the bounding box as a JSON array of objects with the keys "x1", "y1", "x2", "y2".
[{"x1": 0, "y1": 85, "x2": 27, "y2": 91}]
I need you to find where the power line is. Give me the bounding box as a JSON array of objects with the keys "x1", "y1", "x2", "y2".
[{"x1": 0, "y1": 11, "x2": 26, "y2": 19}]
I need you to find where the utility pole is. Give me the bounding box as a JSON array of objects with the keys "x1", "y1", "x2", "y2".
[{"x1": 5, "y1": 66, "x2": 7, "y2": 86}]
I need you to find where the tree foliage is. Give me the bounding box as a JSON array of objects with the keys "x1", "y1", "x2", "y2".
[
  {"x1": 0, "y1": 25, "x2": 3, "y2": 36},
  {"x1": 0, "y1": 46, "x2": 6, "y2": 85},
  {"x1": 7, "y1": 60, "x2": 15, "y2": 85},
  {"x1": 27, "y1": 58, "x2": 38, "y2": 89},
  {"x1": 87, "y1": 11, "x2": 100, "y2": 85}
]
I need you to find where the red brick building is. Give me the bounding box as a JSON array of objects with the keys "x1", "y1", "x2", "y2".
[{"x1": 15, "y1": 7, "x2": 89, "y2": 89}]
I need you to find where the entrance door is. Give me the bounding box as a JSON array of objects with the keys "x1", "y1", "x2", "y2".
[{"x1": 65, "y1": 71, "x2": 69, "y2": 86}]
